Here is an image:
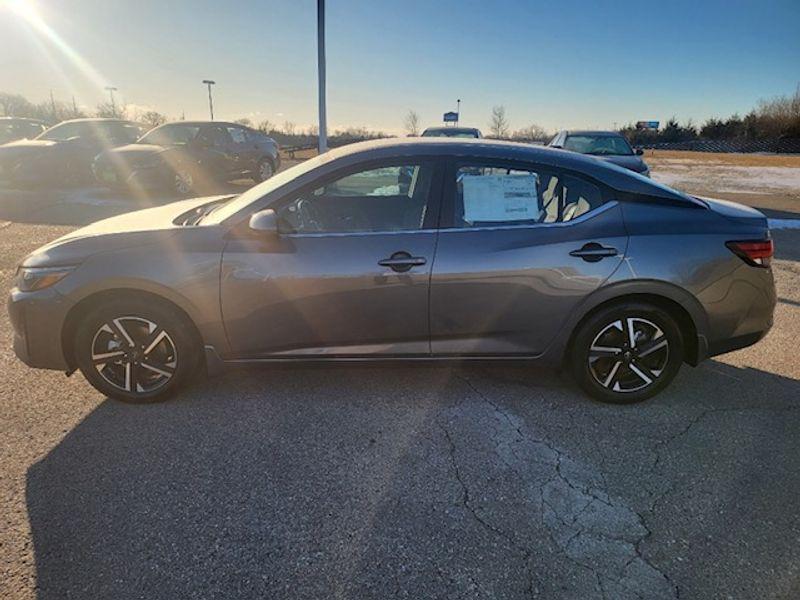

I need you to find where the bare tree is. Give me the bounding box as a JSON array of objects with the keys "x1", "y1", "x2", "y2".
[
  {"x1": 96, "y1": 101, "x2": 126, "y2": 119},
  {"x1": 139, "y1": 110, "x2": 167, "y2": 128},
  {"x1": 306, "y1": 124, "x2": 319, "y2": 136},
  {"x1": 282, "y1": 121, "x2": 296, "y2": 136},
  {"x1": 488, "y1": 105, "x2": 509, "y2": 138},
  {"x1": 511, "y1": 123, "x2": 549, "y2": 142},
  {"x1": 234, "y1": 117, "x2": 253, "y2": 127},
  {"x1": 404, "y1": 109, "x2": 421, "y2": 136},
  {"x1": 257, "y1": 119, "x2": 274, "y2": 134}
]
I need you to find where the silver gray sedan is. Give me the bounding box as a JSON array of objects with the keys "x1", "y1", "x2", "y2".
[{"x1": 9, "y1": 138, "x2": 775, "y2": 404}]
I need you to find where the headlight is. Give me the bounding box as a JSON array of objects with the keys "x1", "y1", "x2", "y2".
[
  {"x1": 15, "y1": 266, "x2": 75, "y2": 292},
  {"x1": 640, "y1": 168, "x2": 651, "y2": 178}
]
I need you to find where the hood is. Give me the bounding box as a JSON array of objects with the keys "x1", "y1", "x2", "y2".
[
  {"x1": 96, "y1": 143, "x2": 169, "y2": 168},
  {"x1": 106, "y1": 143, "x2": 168, "y2": 157},
  {"x1": 596, "y1": 154, "x2": 647, "y2": 173},
  {"x1": 22, "y1": 195, "x2": 231, "y2": 268},
  {"x1": 0, "y1": 138, "x2": 59, "y2": 161}
]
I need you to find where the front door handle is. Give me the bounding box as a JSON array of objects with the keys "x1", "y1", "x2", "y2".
[
  {"x1": 570, "y1": 242, "x2": 619, "y2": 262},
  {"x1": 378, "y1": 251, "x2": 427, "y2": 273}
]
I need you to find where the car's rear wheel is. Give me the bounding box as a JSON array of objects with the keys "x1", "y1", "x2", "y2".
[
  {"x1": 252, "y1": 158, "x2": 274, "y2": 183},
  {"x1": 73, "y1": 298, "x2": 200, "y2": 403},
  {"x1": 570, "y1": 302, "x2": 683, "y2": 404}
]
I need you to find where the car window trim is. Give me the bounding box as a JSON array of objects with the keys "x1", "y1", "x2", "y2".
[{"x1": 440, "y1": 156, "x2": 613, "y2": 230}]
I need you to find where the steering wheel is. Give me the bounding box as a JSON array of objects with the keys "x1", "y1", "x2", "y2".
[{"x1": 296, "y1": 199, "x2": 323, "y2": 231}]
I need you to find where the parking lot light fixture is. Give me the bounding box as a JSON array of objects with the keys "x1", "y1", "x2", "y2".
[
  {"x1": 202, "y1": 80, "x2": 216, "y2": 121},
  {"x1": 105, "y1": 86, "x2": 118, "y2": 117}
]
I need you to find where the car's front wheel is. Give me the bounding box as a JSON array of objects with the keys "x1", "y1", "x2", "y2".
[
  {"x1": 252, "y1": 158, "x2": 274, "y2": 183},
  {"x1": 73, "y1": 298, "x2": 201, "y2": 402},
  {"x1": 570, "y1": 302, "x2": 684, "y2": 404}
]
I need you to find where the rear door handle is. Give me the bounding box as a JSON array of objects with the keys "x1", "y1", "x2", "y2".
[
  {"x1": 378, "y1": 251, "x2": 427, "y2": 273},
  {"x1": 570, "y1": 243, "x2": 619, "y2": 262}
]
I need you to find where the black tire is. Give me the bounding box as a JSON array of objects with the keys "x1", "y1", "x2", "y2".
[
  {"x1": 251, "y1": 158, "x2": 274, "y2": 183},
  {"x1": 73, "y1": 298, "x2": 201, "y2": 403},
  {"x1": 570, "y1": 302, "x2": 684, "y2": 404}
]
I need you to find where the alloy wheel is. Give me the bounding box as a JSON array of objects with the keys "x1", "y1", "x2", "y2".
[
  {"x1": 587, "y1": 317, "x2": 669, "y2": 393},
  {"x1": 174, "y1": 169, "x2": 193, "y2": 194},
  {"x1": 91, "y1": 316, "x2": 177, "y2": 394},
  {"x1": 258, "y1": 160, "x2": 273, "y2": 181}
]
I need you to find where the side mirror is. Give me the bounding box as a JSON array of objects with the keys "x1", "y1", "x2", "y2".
[
  {"x1": 249, "y1": 208, "x2": 278, "y2": 234},
  {"x1": 635, "y1": 148, "x2": 644, "y2": 156}
]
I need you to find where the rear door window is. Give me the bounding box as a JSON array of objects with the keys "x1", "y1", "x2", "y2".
[{"x1": 449, "y1": 162, "x2": 606, "y2": 228}]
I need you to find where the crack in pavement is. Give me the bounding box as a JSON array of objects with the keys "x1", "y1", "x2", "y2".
[{"x1": 436, "y1": 374, "x2": 678, "y2": 599}]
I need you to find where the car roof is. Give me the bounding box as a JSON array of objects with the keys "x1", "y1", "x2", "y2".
[
  {"x1": 423, "y1": 127, "x2": 480, "y2": 133},
  {"x1": 320, "y1": 137, "x2": 690, "y2": 203},
  {"x1": 562, "y1": 130, "x2": 625, "y2": 137},
  {"x1": 54, "y1": 118, "x2": 139, "y2": 124},
  {"x1": 158, "y1": 120, "x2": 248, "y2": 128}
]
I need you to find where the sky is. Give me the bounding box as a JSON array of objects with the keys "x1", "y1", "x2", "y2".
[{"x1": 1, "y1": 0, "x2": 798, "y2": 134}]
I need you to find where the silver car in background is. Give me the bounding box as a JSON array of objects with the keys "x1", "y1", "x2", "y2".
[
  {"x1": 549, "y1": 130, "x2": 651, "y2": 176},
  {"x1": 9, "y1": 138, "x2": 775, "y2": 404}
]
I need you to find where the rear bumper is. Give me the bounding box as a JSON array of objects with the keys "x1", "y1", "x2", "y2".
[{"x1": 8, "y1": 287, "x2": 71, "y2": 371}]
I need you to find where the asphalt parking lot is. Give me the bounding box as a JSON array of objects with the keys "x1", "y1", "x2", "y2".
[{"x1": 1, "y1": 179, "x2": 799, "y2": 599}]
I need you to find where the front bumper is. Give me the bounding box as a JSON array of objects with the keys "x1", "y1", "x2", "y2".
[{"x1": 8, "y1": 286, "x2": 72, "y2": 371}]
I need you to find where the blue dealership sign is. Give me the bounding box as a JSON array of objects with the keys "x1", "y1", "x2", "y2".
[
  {"x1": 636, "y1": 120, "x2": 660, "y2": 130},
  {"x1": 443, "y1": 111, "x2": 459, "y2": 123}
]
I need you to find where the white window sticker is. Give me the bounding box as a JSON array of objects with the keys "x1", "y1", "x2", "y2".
[{"x1": 462, "y1": 174, "x2": 541, "y2": 223}]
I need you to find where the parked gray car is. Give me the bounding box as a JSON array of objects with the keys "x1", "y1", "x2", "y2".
[
  {"x1": 9, "y1": 139, "x2": 775, "y2": 404},
  {"x1": 549, "y1": 130, "x2": 650, "y2": 176}
]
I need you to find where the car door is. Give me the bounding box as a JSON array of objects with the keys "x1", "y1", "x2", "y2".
[
  {"x1": 196, "y1": 125, "x2": 237, "y2": 179},
  {"x1": 429, "y1": 158, "x2": 628, "y2": 356},
  {"x1": 225, "y1": 125, "x2": 258, "y2": 176},
  {"x1": 220, "y1": 159, "x2": 443, "y2": 358}
]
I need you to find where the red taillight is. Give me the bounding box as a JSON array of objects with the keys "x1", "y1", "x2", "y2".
[{"x1": 726, "y1": 239, "x2": 774, "y2": 267}]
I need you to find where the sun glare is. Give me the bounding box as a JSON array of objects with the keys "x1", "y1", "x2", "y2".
[{"x1": 3, "y1": 0, "x2": 110, "y2": 92}]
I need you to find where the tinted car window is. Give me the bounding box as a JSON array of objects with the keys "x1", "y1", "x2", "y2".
[
  {"x1": 140, "y1": 124, "x2": 200, "y2": 145},
  {"x1": 226, "y1": 126, "x2": 247, "y2": 143},
  {"x1": 38, "y1": 122, "x2": 86, "y2": 141},
  {"x1": 564, "y1": 135, "x2": 633, "y2": 156},
  {"x1": 198, "y1": 125, "x2": 232, "y2": 146},
  {"x1": 276, "y1": 163, "x2": 435, "y2": 233},
  {"x1": 452, "y1": 163, "x2": 605, "y2": 227}
]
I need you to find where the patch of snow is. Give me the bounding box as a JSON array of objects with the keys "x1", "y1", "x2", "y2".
[
  {"x1": 652, "y1": 163, "x2": 800, "y2": 194},
  {"x1": 768, "y1": 218, "x2": 800, "y2": 230}
]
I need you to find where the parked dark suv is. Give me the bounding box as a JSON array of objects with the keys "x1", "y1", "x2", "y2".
[
  {"x1": 92, "y1": 121, "x2": 280, "y2": 195},
  {"x1": 0, "y1": 118, "x2": 145, "y2": 187},
  {"x1": 549, "y1": 130, "x2": 650, "y2": 177}
]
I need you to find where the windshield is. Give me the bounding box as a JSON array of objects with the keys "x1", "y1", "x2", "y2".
[
  {"x1": 38, "y1": 122, "x2": 85, "y2": 141},
  {"x1": 422, "y1": 129, "x2": 479, "y2": 138},
  {"x1": 139, "y1": 124, "x2": 200, "y2": 145},
  {"x1": 564, "y1": 135, "x2": 633, "y2": 156},
  {"x1": 202, "y1": 151, "x2": 335, "y2": 224}
]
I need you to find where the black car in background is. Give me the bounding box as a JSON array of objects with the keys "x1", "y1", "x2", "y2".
[
  {"x1": 0, "y1": 117, "x2": 48, "y2": 144},
  {"x1": 549, "y1": 130, "x2": 650, "y2": 177},
  {"x1": 93, "y1": 121, "x2": 280, "y2": 196},
  {"x1": 0, "y1": 118, "x2": 145, "y2": 187}
]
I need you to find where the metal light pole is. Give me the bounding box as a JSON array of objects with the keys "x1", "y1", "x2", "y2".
[
  {"x1": 456, "y1": 99, "x2": 461, "y2": 125},
  {"x1": 105, "y1": 86, "x2": 118, "y2": 117},
  {"x1": 202, "y1": 80, "x2": 216, "y2": 120},
  {"x1": 317, "y1": 0, "x2": 327, "y2": 153}
]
